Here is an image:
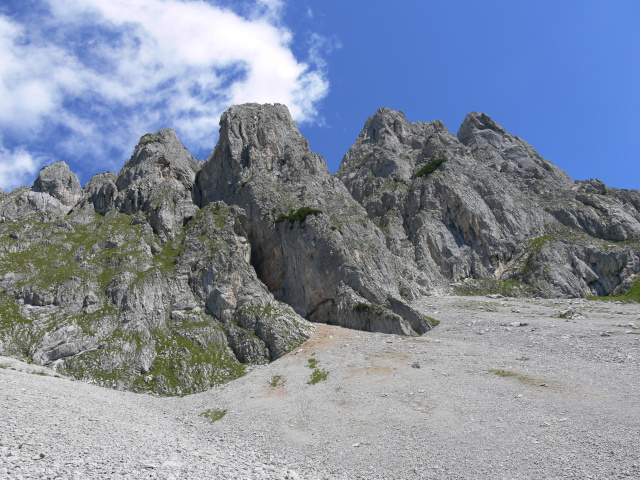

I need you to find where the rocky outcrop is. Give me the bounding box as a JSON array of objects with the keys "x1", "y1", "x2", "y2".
[
  {"x1": 336, "y1": 108, "x2": 640, "y2": 298},
  {"x1": 0, "y1": 102, "x2": 638, "y2": 394},
  {"x1": 0, "y1": 162, "x2": 82, "y2": 223},
  {"x1": 0, "y1": 127, "x2": 313, "y2": 395},
  {"x1": 195, "y1": 103, "x2": 440, "y2": 336},
  {"x1": 32, "y1": 161, "x2": 83, "y2": 207},
  {"x1": 0, "y1": 201, "x2": 312, "y2": 394}
]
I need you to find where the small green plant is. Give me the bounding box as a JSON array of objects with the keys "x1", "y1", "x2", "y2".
[
  {"x1": 353, "y1": 302, "x2": 384, "y2": 315},
  {"x1": 200, "y1": 408, "x2": 227, "y2": 423},
  {"x1": 425, "y1": 315, "x2": 440, "y2": 326},
  {"x1": 308, "y1": 369, "x2": 328, "y2": 385},
  {"x1": 413, "y1": 158, "x2": 446, "y2": 178},
  {"x1": 306, "y1": 356, "x2": 328, "y2": 385},
  {"x1": 275, "y1": 207, "x2": 323, "y2": 225},
  {"x1": 270, "y1": 375, "x2": 285, "y2": 387}
]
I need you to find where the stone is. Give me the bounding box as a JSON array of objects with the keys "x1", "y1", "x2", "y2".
[
  {"x1": 559, "y1": 308, "x2": 576, "y2": 319},
  {"x1": 0, "y1": 102, "x2": 639, "y2": 396},
  {"x1": 195, "y1": 103, "x2": 439, "y2": 335},
  {"x1": 336, "y1": 107, "x2": 640, "y2": 299},
  {"x1": 32, "y1": 161, "x2": 82, "y2": 207}
]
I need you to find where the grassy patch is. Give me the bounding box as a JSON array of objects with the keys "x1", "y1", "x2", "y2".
[
  {"x1": 353, "y1": 303, "x2": 384, "y2": 315},
  {"x1": 275, "y1": 207, "x2": 322, "y2": 225},
  {"x1": 587, "y1": 277, "x2": 640, "y2": 303},
  {"x1": 200, "y1": 408, "x2": 227, "y2": 423},
  {"x1": 270, "y1": 375, "x2": 285, "y2": 387},
  {"x1": 134, "y1": 333, "x2": 245, "y2": 395},
  {"x1": 489, "y1": 369, "x2": 547, "y2": 387},
  {"x1": 308, "y1": 369, "x2": 328, "y2": 384},
  {"x1": 453, "y1": 279, "x2": 532, "y2": 297},
  {"x1": 413, "y1": 158, "x2": 446, "y2": 178},
  {"x1": 307, "y1": 357, "x2": 328, "y2": 385},
  {"x1": 425, "y1": 316, "x2": 440, "y2": 326}
]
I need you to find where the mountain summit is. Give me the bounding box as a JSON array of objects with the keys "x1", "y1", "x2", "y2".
[{"x1": 0, "y1": 103, "x2": 638, "y2": 394}]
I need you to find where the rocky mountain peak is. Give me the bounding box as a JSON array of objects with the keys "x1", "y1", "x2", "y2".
[
  {"x1": 32, "y1": 161, "x2": 82, "y2": 207},
  {"x1": 196, "y1": 103, "x2": 329, "y2": 206},
  {"x1": 457, "y1": 111, "x2": 506, "y2": 143},
  {"x1": 116, "y1": 128, "x2": 199, "y2": 191},
  {"x1": 1, "y1": 102, "x2": 639, "y2": 397},
  {"x1": 457, "y1": 111, "x2": 573, "y2": 187},
  {"x1": 338, "y1": 107, "x2": 455, "y2": 184},
  {"x1": 354, "y1": 107, "x2": 446, "y2": 152}
]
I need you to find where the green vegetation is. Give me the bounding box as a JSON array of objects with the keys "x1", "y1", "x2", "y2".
[
  {"x1": 413, "y1": 158, "x2": 446, "y2": 178},
  {"x1": 275, "y1": 207, "x2": 323, "y2": 225},
  {"x1": 270, "y1": 375, "x2": 285, "y2": 387},
  {"x1": 200, "y1": 408, "x2": 227, "y2": 423},
  {"x1": 587, "y1": 276, "x2": 640, "y2": 303},
  {"x1": 140, "y1": 134, "x2": 156, "y2": 146},
  {"x1": 425, "y1": 316, "x2": 440, "y2": 326},
  {"x1": 489, "y1": 368, "x2": 547, "y2": 387},
  {"x1": 133, "y1": 333, "x2": 245, "y2": 395},
  {"x1": 353, "y1": 302, "x2": 384, "y2": 315},
  {"x1": 308, "y1": 369, "x2": 328, "y2": 384},
  {"x1": 237, "y1": 302, "x2": 285, "y2": 320},
  {"x1": 307, "y1": 356, "x2": 328, "y2": 385},
  {"x1": 453, "y1": 279, "x2": 533, "y2": 297}
]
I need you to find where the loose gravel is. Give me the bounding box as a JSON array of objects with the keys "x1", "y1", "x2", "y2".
[{"x1": 2, "y1": 296, "x2": 639, "y2": 479}]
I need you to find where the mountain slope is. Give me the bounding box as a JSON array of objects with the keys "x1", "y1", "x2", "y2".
[
  {"x1": 336, "y1": 108, "x2": 640, "y2": 297},
  {"x1": 0, "y1": 103, "x2": 638, "y2": 394}
]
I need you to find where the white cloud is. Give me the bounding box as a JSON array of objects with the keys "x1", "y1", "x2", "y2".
[
  {"x1": 0, "y1": 141, "x2": 42, "y2": 192},
  {"x1": 0, "y1": 0, "x2": 329, "y2": 189}
]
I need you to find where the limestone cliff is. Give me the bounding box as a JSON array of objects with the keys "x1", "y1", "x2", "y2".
[
  {"x1": 0, "y1": 103, "x2": 637, "y2": 394},
  {"x1": 336, "y1": 108, "x2": 640, "y2": 297}
]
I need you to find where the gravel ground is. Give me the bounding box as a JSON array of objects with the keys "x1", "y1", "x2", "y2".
[{"x1": 1, "y1": 295, "x2": 639, "y2": 479}]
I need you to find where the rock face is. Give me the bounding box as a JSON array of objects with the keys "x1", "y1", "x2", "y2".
[
  {"x1": 336, "y1": 108, "x2": 640, "y2": 297},
  {"x1": 0, "y1": 103, "x2": 638, "y2": 394},
  {"x1": 0, "y1": 127, "x2": 312, "y2": 395},
  {"x1": 196, "y1": 104, "x2": 440, "y2": 336},
  {"x1": 32, "y1": 161, "x2": 83, "y2": 207}
]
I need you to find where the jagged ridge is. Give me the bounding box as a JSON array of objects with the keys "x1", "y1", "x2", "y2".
[{"x1": 0, "y1": 103, "x2": 638, "y2": 394}]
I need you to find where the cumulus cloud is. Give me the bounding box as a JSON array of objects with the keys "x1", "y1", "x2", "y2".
[
  {"x1": 0, "y1": 142, "x2": 41, "y2": 192},
  {"x1": 0, "y1": 0, "x2": 329, "y2": 189}
]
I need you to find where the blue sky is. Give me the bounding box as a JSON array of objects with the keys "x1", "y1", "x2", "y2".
[{"x1": 0, "y1": 0, "x2": 638, "y2": 191}]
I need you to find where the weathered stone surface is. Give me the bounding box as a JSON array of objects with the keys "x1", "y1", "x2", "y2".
[
  {"x1": 337, "y1": 107, "x2": 640, "y2": 298},
  {"x1": 196, "y1": 103, "x2": 441, "y2": 335},
  {"x1": 0, "y1": 102, "x2": 638, "y2": 395},
  {"x1": 0, "y1": 140, "x2": 312, "y2": 395},
  {"x1": 112, "y1": 129, "x2": 201, "y2": 244},
  {"x1": 32, "y1": 161, "x2": 82, "y2": 207},
  {"x1": 78, "y1": 172, "x2": 118, "y2": 214}
]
